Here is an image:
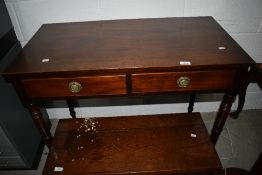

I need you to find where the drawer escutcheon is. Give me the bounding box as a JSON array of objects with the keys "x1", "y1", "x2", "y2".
[
  {"x1": 177, "y1": 76, "x2": 190, "y2": 88},
  {"x1": 69, "y1": 81, "x2": 82, "y2": 93}
]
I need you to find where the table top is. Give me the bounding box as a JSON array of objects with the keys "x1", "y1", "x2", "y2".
[
  {"x1": 4, "y1": 16, "x2": 254, "y2": 77},
  {"x1": 43, "y1": 113, "x2": 221, "y2": 175}
]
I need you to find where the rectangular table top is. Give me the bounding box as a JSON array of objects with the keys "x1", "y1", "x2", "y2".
[
  {"x1": 4, "y1": 16, "x2": 254, "y2": 77},
  {"x1": 43, "y1": 113, "x2": 221, "y2": 175}
]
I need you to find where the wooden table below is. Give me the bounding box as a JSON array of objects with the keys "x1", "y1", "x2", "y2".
[{"x1": 43, "y1": 113, "x2": 221, "y2": 175}]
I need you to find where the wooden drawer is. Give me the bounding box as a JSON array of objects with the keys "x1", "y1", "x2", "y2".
[
  {"x1": 132, "y1": 70, "x2": 236, "y2": 93},
  {"x1": 22, "y1": 75, "x2": 127, "y2": 98}
]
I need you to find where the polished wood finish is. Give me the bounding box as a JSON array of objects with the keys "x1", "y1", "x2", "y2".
[
  {"x1": 2, "y1": 17, "x2": 255, "y2": 145},
  {"x1": 4, "y1": 17, "x2": 253, "y2": 77},
  {"x1": 21, "y1": 75, "x2": 127, "y2": 98},
  {"x1": 27, "y1": 103, "x2": 52, "y2": 147},
  {"x1": 43, "y1": 113, "x2": 221, "y2": 175},
  {"x1": 253, "y1": 64, "x2": 262, "y2": 89},
  {"x1": 66, "y1": 99, "x2": 76, "y2": 119},
  {"x1": 230, "y1": 65, "x2": 259, "y2": 119},
  {"x1": 211, "y1": 94, "x2": 235, "y2": 144},
  {"x1": 230, "y1": 70, "x2": 252, "y2": 119},
  {"x1": 188, "y1": 94, "x2": 196, "y2": 113},
  {"x1": 132, "y1": 70, "x2": 236, "y2": 93}
]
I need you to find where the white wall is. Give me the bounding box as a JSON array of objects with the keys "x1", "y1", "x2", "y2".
[{"x1": 4, "y1": 0, "x2": 262, "y2": 118}]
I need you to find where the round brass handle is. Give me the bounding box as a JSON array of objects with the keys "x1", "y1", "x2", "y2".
[
  {"x1": 68, "y1": 81, "x2": 82, "y2": 93},
  {"x1": 177, "y1": 76, "x2": 190, "y2": 88}
]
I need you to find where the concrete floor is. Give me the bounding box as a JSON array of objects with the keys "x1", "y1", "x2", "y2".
[
  {"x1": 202, "y1": 110, "x2": 262, "y2": 171},
  {"x1": 1, "y1": 109, "x2": 262, "y2": 174}
]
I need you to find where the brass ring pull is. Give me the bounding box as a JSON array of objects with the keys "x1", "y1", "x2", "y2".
[
  {"x1": 177, "y1": 76, "x2": 190, "y2": 88},
  {"x1": 69, "y1": 81, "x2": 82, "y2": 93}
]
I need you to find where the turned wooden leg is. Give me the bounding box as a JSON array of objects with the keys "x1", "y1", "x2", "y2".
[
  {"x1": 66, "y1": 99, "x2": 76, "y2": 119},
  {"x1": 230, "y1": 94, "x2": 246, "y2": 119},
  {"x1": 188, "y1": 94, "x2": 196, "y2": 113},
  {"x1": 211, "y1": 94, "x2": 235, "y2": 144},
  {"x1": 28, "y1": 104, "x2": 52, "y2": 147},
  {"x1": 230, "y1": 80, "x2": 249, "y2": 119}
]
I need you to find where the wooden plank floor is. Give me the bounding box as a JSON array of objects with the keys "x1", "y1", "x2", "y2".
[{"x1": 43, "y1": 113, "x2": 221, "y2": 175}]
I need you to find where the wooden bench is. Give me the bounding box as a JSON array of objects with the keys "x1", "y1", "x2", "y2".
[{"x1": 43, "y1": 113, "x2": 221, "y2": 175}]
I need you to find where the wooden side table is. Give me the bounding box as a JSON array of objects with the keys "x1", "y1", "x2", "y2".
[
  {"x1": 2, "y1": 17, "x2": 255, "y2": 147},
  {"x1": 43, "y1": 113, "x2": 221, "y2": 175}
]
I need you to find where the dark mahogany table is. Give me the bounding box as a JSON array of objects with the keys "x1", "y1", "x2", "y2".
[
  {"x1": 2, "y1": 16, "x2": 255, "y2": 147},
  {"x1": 42, "y1": 113, "x2": 222, "y2": 175}
]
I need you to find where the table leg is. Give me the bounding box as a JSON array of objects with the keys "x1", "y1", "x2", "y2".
[
  {"x1": 230, "y1": 92, "x2": 247, "y2": 119},
  {"x1": 230, "y1": 66, "x2": 255, "y2": 119},
  {"x1": 66, "y1": 99, "x2": 76, "y2": 119},
  {"x1": 230, "y1": 78, "x2": 250, "y2": 119},
  {"x1": 188, "y1": 94, "x2": 196, "y2": 113},
  {"x1": 28, "y1": 103, "x2": 52, "y2": 147},
  {"x1": 211, "y1": 94, "x2": 235, "y2": 144}
]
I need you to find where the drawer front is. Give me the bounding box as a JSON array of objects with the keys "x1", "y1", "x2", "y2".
[
  {"x1": 132, "y1": 70, "x2": 236, "y2": 93},
  {"x1": 22, "y1": 75, "x2": 127, "y2": 98}
]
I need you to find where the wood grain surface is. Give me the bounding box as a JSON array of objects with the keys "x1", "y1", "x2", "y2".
[
  {"x1": 3, "y1": 17, "x2": 254, "y2": 77},
  {"x1": 21, "y1": 75, "x2": 127, "y2": 98},
  {"x1": 132, "y1": 70, "x2": 236, "y2": 93},
  {"x1": 43, "y1": 113, "x2": 221, "y2": 175}
]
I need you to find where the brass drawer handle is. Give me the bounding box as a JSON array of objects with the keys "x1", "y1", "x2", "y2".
[
  {"x1": 69, "y1": 81, "x2": 82, "y2": 93},
  {"x1": 177, "y1": 76, "x2": 190, "y2": 88}
]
